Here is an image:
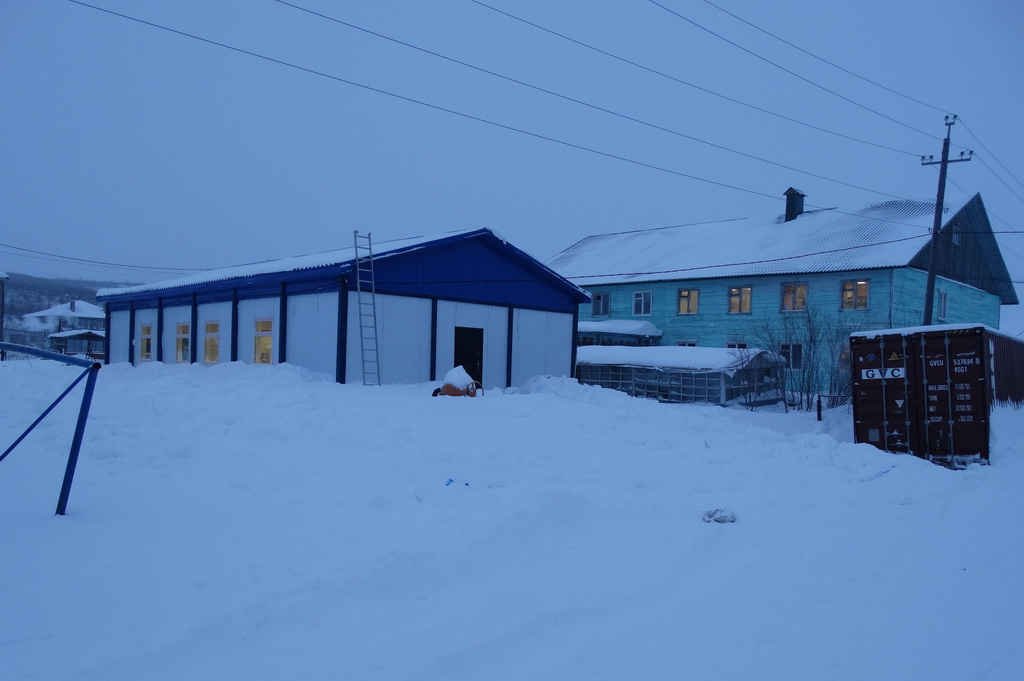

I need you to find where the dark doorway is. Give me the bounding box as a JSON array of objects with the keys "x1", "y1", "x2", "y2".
[{"x1": 454, "y1": 326, "x2": 484, "y2": 384}]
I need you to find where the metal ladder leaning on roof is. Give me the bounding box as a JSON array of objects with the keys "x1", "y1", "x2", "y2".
[{"x1": 353, "y1": 230, "x2": 381, "y2": 386}]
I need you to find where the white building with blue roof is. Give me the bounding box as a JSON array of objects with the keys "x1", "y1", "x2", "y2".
[{"x1": 98, "y1": 228, "x2": 589, "y2": 388}]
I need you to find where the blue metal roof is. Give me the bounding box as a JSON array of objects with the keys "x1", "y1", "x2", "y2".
[{"x1": 98, "y1": 229, "x2": 588, "y2": 313}]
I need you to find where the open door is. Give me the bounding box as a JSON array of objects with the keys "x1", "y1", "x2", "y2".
[{"x1": 454, "y1": 326, "x2": 484, "y2": 385}]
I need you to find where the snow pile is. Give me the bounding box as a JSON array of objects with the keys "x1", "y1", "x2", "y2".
[
  {"x1": 441, "y1": 364, "x2": 476, "y2": 389},
  {"x1": 2, "y1": 360, "x2": 1023, "y2": 680}
]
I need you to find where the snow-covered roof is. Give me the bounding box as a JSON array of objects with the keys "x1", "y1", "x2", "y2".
[
  {"x1": 25, "y1": 300, "x2": 105, "y2": 319},
  {"x1": 549, "y1": 196, "x2": 966, "y2": 285},
  {"x1": 577, "y1": 320, "x2": 663, "y2": 336},
  {"x1": 577, "y1": 345, "x2": 778, "y2": 371},
  {"x1": 98, "y1": 228, "x2": 489, "y2": 296},
  {"x1": 849, "y1": 323, "x2": 1003, "y2": 340},
  {"x1": 48, "y1": 329, "x2": 106, "y2": 339}
]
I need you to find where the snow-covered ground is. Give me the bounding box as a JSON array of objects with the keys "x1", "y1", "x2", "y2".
[{"x1": 2, "y1": 359, "x2": 1023, "y2": 681}]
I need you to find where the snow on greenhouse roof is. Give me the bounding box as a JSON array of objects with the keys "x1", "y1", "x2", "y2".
[
  {"x1": 98, "y1": 228, "x2": 487, "y2": 296},
  {"x1": 576, "y1": 345, "x2": 776, "y2": 371},
  {"x1": 548, "y1": 197, "x2": 966, "y2": 285},
  {"x1": 577, "y1": 320, "x2": 663, "y2": 336}
]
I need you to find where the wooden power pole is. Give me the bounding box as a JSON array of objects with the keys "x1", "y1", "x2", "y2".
[
  {"x1": 921, "y1": 115, "x2": 972, "y2": 325},
  {"x1": 0, "y1": 273, "x2": 7, "y2": 352}
]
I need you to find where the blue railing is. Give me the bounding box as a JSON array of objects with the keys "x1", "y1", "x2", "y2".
[{"x1": 0, "y1": 342, "x2": 101, "y2": 515}]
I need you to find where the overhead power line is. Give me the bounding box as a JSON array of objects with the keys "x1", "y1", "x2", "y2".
[
  {"x1": 958, "y1": 118, "x2": 1024, "y2": 195},
  {"x1": 469, "y1": 0, "x2": 920, "y2": 158},
  {"x1": 566, "y1": 234, "x2": 930, "y2": 281},
  {"x1": 62, "y1": 2, "x2": 992, "y2": 239},
  {"x1": 646, "y1": 0, "x2": 941, "y2": 142},
  {"x1": 973, "y1": 155, "x2": 1024, "y2": 206},
  {"x1": 63, "y1": 0, "x2": 783, "y2": 203},
  {"x1": 345, "y1": 229, "x2": 1024, "y2": 285},
  {"x1": 943, "y1": 175, "x2": 1024, "y2": 236},
  {"x1": 698, "y1": 0, "x2": 950, "y2": 115},
  {"x1": 274, "y1": 0, "x2": 904, "y2": 201},
  {"x1": 0, "y1": 241, "x2": 201, "y2": 275},
  {"x1": 564, "y1": 231, "x2": 1024, "y2": 283}
]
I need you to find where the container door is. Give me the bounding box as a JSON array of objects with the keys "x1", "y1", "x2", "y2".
[
  {"x1": 851, "y1": 334, "x2": 914, "y2": 455},
  {"x1": 914, "y1": 329, "x2": 989, "y2": 462}
]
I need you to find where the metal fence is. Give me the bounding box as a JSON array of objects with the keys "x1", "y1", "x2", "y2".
[{"x1": 577, "y1": 363, "x2": 783, "y2": 406}]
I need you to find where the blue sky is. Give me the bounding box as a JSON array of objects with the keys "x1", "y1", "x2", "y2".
[{"x1": 2, "y1": 0, "x2": 1022, "y2": 284}]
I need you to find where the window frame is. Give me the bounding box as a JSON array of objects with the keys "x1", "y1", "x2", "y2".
[
  {"x1": 139, "y1": 323, "x2": 153, "y2": 362},
  {"x1": 632, "y1": 290, "x2": 652, "y2": 317},
  {"x1": 726, "y1": 341, "x2": 748, "y2": 349},
  {"x1": 840, "y1": 279, "x2": 870, "y2": 311},
  {"x1": 254, "y1": 318, "x2": 273, "y2": 365},
  {"x1": 677, "y1": 288, "x2": 700, "y2": 315},
  {"x1": 937, "y1": 289, "x2": 949, "y2": 322},
  {"x1": 592, "y1": 292, "x2": 610, "y2": 318},
  {"x1": 204, "y1": 321, "x2": 221, "y2": 364},
  {"x1": 780, "y1": 282, "x2": 808, "y2": 313},
  {"x1": 780, "y1": 343, "x2": 803, "y2": 370},
  {"x1": 728, "y1": 286, "x2": 752, "y2": 314},
  {"x1": 175, "y1": 322, "x2": 190, "y2": 364},
  {"x1": 676, "y1": 340, "x2": 697, "y2": 347}
]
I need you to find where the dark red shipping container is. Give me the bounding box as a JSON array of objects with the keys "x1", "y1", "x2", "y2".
[{"x1": 850, "y1": 325, "x2": 1024, "y2": 466}]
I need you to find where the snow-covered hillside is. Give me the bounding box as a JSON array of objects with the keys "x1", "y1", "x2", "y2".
[{"x1": 2, "y1": 360, "x2": 1023, "y2": 680}]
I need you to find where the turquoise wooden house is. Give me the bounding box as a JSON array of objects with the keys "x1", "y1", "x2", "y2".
[{"x1": 549, "y1": 190, "x2": 1018, "y2": 407}]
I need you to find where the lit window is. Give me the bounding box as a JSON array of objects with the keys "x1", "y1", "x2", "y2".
[
  {"x1": 139, "y1": 324, "x2": 152, "y2": 361},
  {"x1": 781, "y1": 283, "x2": 807, "y2": 312},
  {"x1": 937, "y1": 290, "x2": 948, "y2": 322},
  {"x1": 592, "y1": 293, "x2": 610, "y2": 317},
  {"x1": 175, "y1": 323, "x2": 190, "y2": 363},
  {"x1": 781, "y1": 343, "x2": 803, "y2": 369},
  {"x1": 204, "y1": 322, "x2": 220, "y2": 364},
  {"x1": 254, "y1": 319, "x2": 273, "y2": 364},
  {"x1": 841, "y1": 280, "x2": 869, "y2": 310},
  {"x1": 728, "y1": 286, "x2": 752, "y2": 314},
  {"x1": 632, "y1": 290, "x2": 652, "y2": 316},
  {"x1": 677, "y1": 289, "x2": 699, "y2": 315}
]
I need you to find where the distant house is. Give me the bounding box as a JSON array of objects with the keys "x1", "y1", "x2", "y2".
[
  {"x1": 97, "y1": 229, "x2": 589, "y2": 387},
  {"x1": 549, "y1": 190, "x2": 1018, "y2": 407},
  {"x1": 47, "y1": 329, "x2": 106, "y2": 360},
  {"x1": 25, "y1": 300, "x2": 106, "y2": 330},
  {"x1": 23, "y1": 300, "x2": 107, "y2": 359}
]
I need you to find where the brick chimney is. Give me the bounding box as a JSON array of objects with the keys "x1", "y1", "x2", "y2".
[{"x1": 784, "y1": 187, "x2": 806, "y2": 222}]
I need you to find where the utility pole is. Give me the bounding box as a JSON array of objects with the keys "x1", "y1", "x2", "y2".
[
  {"x1": 921, "y1": 115, "x2": 972, "y2": 325},
  {"x1": 0, "y1": 272, "x2": 7, "y2": 358}
]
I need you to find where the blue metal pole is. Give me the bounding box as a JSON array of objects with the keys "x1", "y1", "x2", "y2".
[
  {"x1": 55, "y1": 363, "x2": 101, "y2": 516},
  {"x1": 0, "y1": 341, "x2": 96, "y2": 367},
  {"x1": 0, "y1": 365, "x2": 92, "y2": 463}
]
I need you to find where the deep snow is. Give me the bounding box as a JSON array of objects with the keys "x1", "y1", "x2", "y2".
[{"x1": 2, "y1": 359, "x2": 1023, "y2": 680}]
